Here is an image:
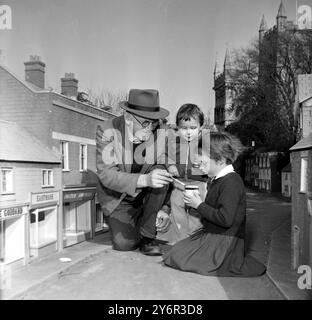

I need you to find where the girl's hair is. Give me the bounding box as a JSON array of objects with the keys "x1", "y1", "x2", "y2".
[
  {"x1": 200, "y1": 131, "x2": 246, "y2": 164},
  {"x1": 176, "y1": 104, "x2": 204, "y2": 127}
]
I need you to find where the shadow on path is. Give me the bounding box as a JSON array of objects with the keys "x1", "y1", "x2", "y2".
[{"x1": 217, "y1": 190, "x2": 290, "y2": 300}]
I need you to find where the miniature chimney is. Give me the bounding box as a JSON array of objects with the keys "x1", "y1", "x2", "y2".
[
  {"x1": 61, "y1": 73, "x2": 78, "y2": 98},
  {"x1": 24, "y1": 55, "x2": 46, "y2": 89}
]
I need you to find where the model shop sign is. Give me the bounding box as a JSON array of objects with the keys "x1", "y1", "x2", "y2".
[
  {"x1": 0, "y1": 205, "x2": 27, "y2": 220},
  {"x1": 31, "y1": 191, "x2": 59, "y2": 207},
  {"x1": 63, "y1": 190, "x2": 95, "y2": 202}
]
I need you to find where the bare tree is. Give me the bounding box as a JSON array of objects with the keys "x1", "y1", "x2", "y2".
[
  {"x1": 226, "y1": 30, "x2": 312, "y2": 150},
  {"x1": 87, "y1": 89, "x2": 128, "y2": 115}
]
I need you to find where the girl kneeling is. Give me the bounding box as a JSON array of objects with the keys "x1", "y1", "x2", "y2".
[{"x1": 162, "y1": 132, "x2": 266, "y2": 277}]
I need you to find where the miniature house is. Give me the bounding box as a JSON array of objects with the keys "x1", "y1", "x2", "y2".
[
  {"x1": 0, "y1": 58, "x2": 115, "y2": 254},
  {"x1": 290, "y1": 133, "x2": 312, "y2": 269},
  {"x1": 245, "y1": 151, "x2": 287, "y2": 193},
  {"x1": 281, "y1": 163, "x2": 292, "y2": 198},
  {"x1": 0, "y1": 120, "x2": 62, "y2": 266},
  {"x1": 290, "y1": 74, "x2": 312, "y2": 269}
]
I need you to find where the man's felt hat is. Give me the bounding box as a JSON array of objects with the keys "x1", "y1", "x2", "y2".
[{"x1": 120, "y1": 89, "x2": 169, "y2": 120}]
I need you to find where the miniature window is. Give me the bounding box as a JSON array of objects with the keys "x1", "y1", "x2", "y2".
[
  {"x1": 80, "y1": 144, "x2": 87, "y2": 172},
  {"x1": 300, "y1": 158, "x2": 308, "y2": 193},
  {"x1": 60, "y1": 141, "x2": 69, "y2": 171},
  {"x1": 42, "y1": 169, "x2": 53, "y2": 187},
  {"x1": 1, "y1": 168, "x2": 13, "y2": 194}
]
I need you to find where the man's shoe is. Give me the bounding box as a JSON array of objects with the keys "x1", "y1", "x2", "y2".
[{"x1": 139, "y1": 237, "x2": 162, "y2": 256}]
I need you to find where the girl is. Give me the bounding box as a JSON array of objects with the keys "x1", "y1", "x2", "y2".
[{"x1": 162, "y1": 132, "x2": 266, "y2": 277}]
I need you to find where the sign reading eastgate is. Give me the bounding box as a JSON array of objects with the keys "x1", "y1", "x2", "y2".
[
  {"x1": 298, "y1": 5, "x2": 312, "y2": 29},
  {"x1": 30, "y1": 191, "x2": 59, "y2": 208}
]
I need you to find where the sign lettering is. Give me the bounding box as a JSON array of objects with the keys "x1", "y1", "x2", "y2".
[
  {"x1": 31, "y1": 191, "x2": 59, "y2": 207},
  {"x1": 0, "y1": 206, "x2": 27, "y2": 220},
  {"x1": 64, "y1": 192, "x2": 94, "y2": 201}
]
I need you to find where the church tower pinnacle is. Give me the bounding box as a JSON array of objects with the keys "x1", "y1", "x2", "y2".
[
  {"x1": 259, "y1": 14, "x2": 268, "y2": 42},
  {"x1": 276, "y1": 0, "x2": 287, "y2": 32}
]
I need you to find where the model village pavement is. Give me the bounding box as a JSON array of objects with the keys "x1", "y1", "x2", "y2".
[{"x1": 3, "y1": 188, "x2": 310, "y2": 300}]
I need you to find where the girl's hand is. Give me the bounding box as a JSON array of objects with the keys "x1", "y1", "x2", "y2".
[
  {"x1": 168, "y1": 165, "x2": 180, "y2": 177},
  {"x1": 183, "y1": 191, "x2": 202, "y2": 209}
]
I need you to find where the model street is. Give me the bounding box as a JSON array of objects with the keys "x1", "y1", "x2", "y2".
[{"x1": 15, "y1": 190, "x2": 290, "y2": 300}]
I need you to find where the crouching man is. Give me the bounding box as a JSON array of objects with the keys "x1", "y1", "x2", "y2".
[{"x1": 96, "y1": 89, "x2": 172, "y2": 256}]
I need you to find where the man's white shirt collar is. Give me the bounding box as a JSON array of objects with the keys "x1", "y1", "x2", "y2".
[{"x1": 213, "y1": 164, "x2": 235, "y2": 181}]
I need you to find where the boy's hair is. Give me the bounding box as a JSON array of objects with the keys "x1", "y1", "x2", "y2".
[
  {"x1": 176, "y1": 104, "x2": 204, "y2": 127},
  {"x1": 199, "y1": 131, "x2": 246, "y2": 164}
]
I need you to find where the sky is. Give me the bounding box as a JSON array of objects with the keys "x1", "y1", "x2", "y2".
[{"x1": 0, "y1": 0, "x2": 305, "y2": 122}]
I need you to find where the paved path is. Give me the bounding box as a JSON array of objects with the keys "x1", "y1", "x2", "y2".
[
  {"x1": 245, "y1": 190, "x2": 291, "y2": 265},
  {"x1": 16, "y1": 190, "x2": 290, "y2": 300}
]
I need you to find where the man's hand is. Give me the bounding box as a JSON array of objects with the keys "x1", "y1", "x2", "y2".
[
  {"x1": 137, "y1": 169, "x2": 172, "y2": 189},
  {"x1": 156, "y1": 210, "x2": 171, "y2": 233},
  {"x1": 183, "y1": 190, "x2": 202, "y2": 209},
  {"x1": 168, "y1": 165, "x2": 180, "y2": 177},
  {"x1": 141, "y1": 169, "x2": 172, "y2": 188}
]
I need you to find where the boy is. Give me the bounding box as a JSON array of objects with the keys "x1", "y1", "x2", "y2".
[{"x1": 157, "y1": 104, "x2": 208, "y2": 244}]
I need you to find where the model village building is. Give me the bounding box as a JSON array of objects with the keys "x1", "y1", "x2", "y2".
[
  {"x1": 0, "y1": 55, "x2": 115, "y2": 267},
  {"x1": 0, "y1": 120, "x2": 62, "y2": 267},
  {"x1": 289, "y1": 74, "x2": 312, "y2": 269}
]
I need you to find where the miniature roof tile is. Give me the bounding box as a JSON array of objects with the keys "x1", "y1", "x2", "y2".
[{"x1": 0, "y1": 120, "x2": 61, "y2": 163}]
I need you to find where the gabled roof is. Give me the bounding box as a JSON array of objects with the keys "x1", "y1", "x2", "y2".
[
  {"x1": 0, "y1": 63, "x2": 51, "y2": 94},
  {"x1": 300, "y1": 95, "x2": 312, "y2": 105},
  {"x1": 290, "y1": 133, "x2": 312, "y2": 151},
  {"x1": 0, "y1": 120, "x2": 61, "y2": 163},
  {"x1": 0, "y1": 63, "x2": 116, "y2": 118}
]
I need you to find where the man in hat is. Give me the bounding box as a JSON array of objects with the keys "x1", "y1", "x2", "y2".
[{"x1": 96, "y1": 89, "x2": 172, "y2": 256}]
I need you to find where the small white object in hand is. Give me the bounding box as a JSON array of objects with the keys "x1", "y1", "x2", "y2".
[{"x1": 59, "y1": 257, "x2": 72, "y2": 263}]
